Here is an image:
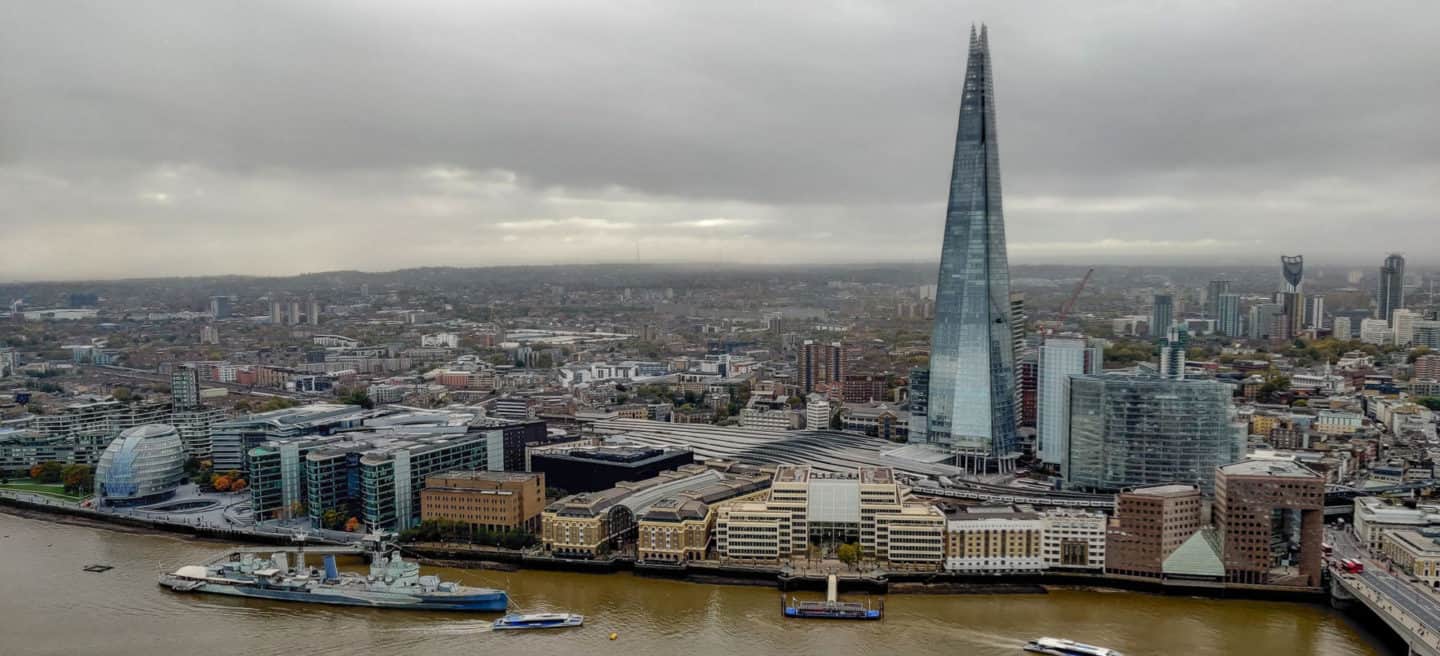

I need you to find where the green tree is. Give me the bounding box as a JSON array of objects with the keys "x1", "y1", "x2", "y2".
[
  {"x1": 1418, "y1": 398, "x2": 1440, "y2": 412},
  {"x1": 836, "y1": 543, "x2": 860, "y2": 566},
  {"x1": 339, "y1": 388, "x2": 374, "y2": 409},
  {"x1": 112, "y1": 386, "x2": 133, "y2": 402},
  {"x1": 35, "y1": 461, "x2": 64, "y2": 484},
  {"x1": 61, "y1": 464, "x2": 94, "y2": 495}
]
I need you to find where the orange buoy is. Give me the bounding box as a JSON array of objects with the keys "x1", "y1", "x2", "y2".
[{"x1": 609, "y1": 632, "x2": 618, "y2": 641}]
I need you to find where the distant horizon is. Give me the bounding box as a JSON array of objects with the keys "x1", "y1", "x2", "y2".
[{"x1": 0, "y1": 256, "x2": 1425, "y2": 287}]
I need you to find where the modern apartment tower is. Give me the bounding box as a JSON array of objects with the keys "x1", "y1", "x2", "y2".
[
  {"x1": 799, "y1": 340, "x2": 845, "y2": 395},
  {"x1": 1205, "y1": 280, "x2": 1231, "y2": 319},
  {"x1": 1216, "y1": 293, "x2": 1242, "y2": 337},
  {"x1": 1378, "y1": 253, "x2": 1406, "y2": 324},
  {"x1": 923, "y1": 25, "x2": 1018, "y2": 471},
  {"x1": 1150, "y1": 294, "x2": 1174, "y2": 338}
]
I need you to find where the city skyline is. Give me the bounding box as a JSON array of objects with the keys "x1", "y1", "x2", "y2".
[{"x1": 3, "y1": 3, "x2": 1438, "y2": 280}]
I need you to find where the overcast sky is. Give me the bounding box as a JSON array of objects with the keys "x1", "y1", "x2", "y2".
[{"x1": 2, "y1": 1, "x2": 1435, "y2": 281}]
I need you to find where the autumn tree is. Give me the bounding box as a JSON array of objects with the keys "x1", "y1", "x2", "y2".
[
  {"x1": 212, "y1": 475, "x2": 232, "y2": 492},
  {"x1": 344, "y1": 517, "x2": 361, "y2": 532},
  {"x1": 230, "y1": 478, "x2": 248, "y2": 491}
]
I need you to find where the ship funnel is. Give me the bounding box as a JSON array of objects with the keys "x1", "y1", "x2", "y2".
[{"x1": 323, "y1": 555, "x2": 340, "y2": 582}]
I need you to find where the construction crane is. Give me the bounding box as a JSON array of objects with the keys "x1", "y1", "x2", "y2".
[{"x1": 1046, "y1": 267, "x2": 1095, "y2": 336}]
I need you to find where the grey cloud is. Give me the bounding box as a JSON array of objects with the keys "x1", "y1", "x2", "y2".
[{"x1": 0, "y1": 1, "x2": 1436, "y2": 279}]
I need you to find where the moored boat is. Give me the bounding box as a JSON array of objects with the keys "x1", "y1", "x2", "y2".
[
  {"x1": 157, "y1": 533, "x2": 508, "y2": 612},
  {"x1": 1023, "y1": 637, "x2": 1124, "y2": 656},
  {"x1": 492, "y1": 613, "x2": 585, "y2": 630}
]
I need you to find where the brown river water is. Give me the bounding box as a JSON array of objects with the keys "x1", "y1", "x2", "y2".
[{"x1": 0, "y1": 511, "x2": 1396, "y2": 656}]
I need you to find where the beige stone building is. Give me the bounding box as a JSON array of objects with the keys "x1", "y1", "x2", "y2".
[{"x1": 419, "y1": 471, "x2": 546, "y2": 533}]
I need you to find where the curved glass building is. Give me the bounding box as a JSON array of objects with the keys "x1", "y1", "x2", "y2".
[
  {"x1": 96, "y1": 424, "x2": 186, "y2": 506},
  {"x1": 1064, "y1": 374, "x2": 1243, "y2": 494}
]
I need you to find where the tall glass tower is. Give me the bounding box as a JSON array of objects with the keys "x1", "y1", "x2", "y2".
[
  {"x1": 924, "y1": 25, "x2": 1017, "y2": 470},
  {"x1": 1378, "y1": 253, "x2": 1406, "y2": 324}
]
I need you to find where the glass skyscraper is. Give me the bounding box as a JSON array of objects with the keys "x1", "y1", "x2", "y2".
[
  {"x1": 1065, "y1": 373, "x2": 1243, "y2": 494},
  {"x1": 1378, "y1": 253, "x2": 1406, "y2": 324},
  {"x1": 923, "y1": 25, "x2": 1018, "y2": 469},
  {"x1": 1150, "y1": 294, "x2": 1174, "y2": 337},
  {"x1": 1037, "y1": 338, "x2": 1101, "y2": 469}
]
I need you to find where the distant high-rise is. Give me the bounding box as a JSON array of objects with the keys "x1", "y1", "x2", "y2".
[
  {"x1": 1159, "y1": 324, "x2": 1189, "y2": 380},
  {"x1": 1205, "y1": 280, "x2": 1231, "y2": 319},
  {"x1": 1037, "y1": 338, "x2": 1101, "y2": 468},
  {"x1": 1378, "y1": 254, "x2": 1406, "y2": 323},
  {"x1": 308, "y1": 297, "x2": 321, "y2": 326},
  {"x1": 1331, "y1": 316, "x2": 1352, "y2": 341},
  {"x1": 1249, "y1": 303, "x2": 1282, "y2": 341},
  {"x1": 922, "y1": 25, "x2": 1018, "y2": 469},
  {"x1": 1306, "y1": 295, "x2": 1325, "y2": 330},
  {"x1": 1216, "y1": 294, "x2": 1242, "y2": 337},
  {"x1": 288, "y1": 300, "x2": 302, "y2": 326},
  {"x1": 171, "y1": 367, "x2": 201, "y2": 411},
  {"x1": 1393, "y1": 309, "x2": 1419, "y2": 347},
  {"x1": 799, "y1": 340, "x2": 844, "y2": 395},
  {"x1": 209, "y1": 296, "x2": 232, "y2": 319},
  {"x1": 1150, "y1": 294, "x2": 1174, "y2": 338},
  {"x1": 1280, "y1": 255, "x2": 1304, "y2": 293},
  {"x1": 1277, "y1": 291, "x2": 1304, "y2": 338},
  {"x1": 270, "y1": 301, "x2": 284, "y2": 324}
]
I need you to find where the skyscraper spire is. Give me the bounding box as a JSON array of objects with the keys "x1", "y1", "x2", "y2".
[{"x1": 921, "y1": 25, "x2": 1017, "y2": 473}]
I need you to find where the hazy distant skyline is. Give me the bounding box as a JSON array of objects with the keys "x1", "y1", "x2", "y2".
[{"x1": 3, "y1": 1, "x2": 1436, "y2": 281}]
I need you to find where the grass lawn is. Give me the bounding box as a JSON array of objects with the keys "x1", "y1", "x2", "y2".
[{"x1": 0, "y1": 481, "x2": 87, "y2": 502}]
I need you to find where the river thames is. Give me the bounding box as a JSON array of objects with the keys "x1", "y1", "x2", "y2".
[{"x1": 0, "y1": 512, "x2": 1397, "y2": 656}]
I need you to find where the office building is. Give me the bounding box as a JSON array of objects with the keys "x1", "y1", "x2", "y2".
[
  {"x1": 1249, "y1": 303, "x2": 1283, "y2": 341},
  {"x1": 713, "y1": 465, "x2": 942, "y2": 568},
  {"x1": 798, "y1": 340, "x2": 844, "y2": 395},
  {"x1": 1277, "y1": 291, "x2": 1305, "y2": 338},
  {"x1": 1214, "y1": 460, "x2": 1324, "y2": 587},
  {"x1": 247, "y1": 416, "x2": 504, "y2": 530},
  {"x1": 420, "y1": 471, "x2": 546, "y2": 534},
  {"x1": 1360, "y1": 318, "x2": 1392, "y2": 345},
  {"x1": 210, "y1": 403, "x2": 377, "y2": 472},
  {"x1": 1159, "y1": 324, "x2": 1189, "y2": 380},
  {"x1": 209, "y1": 296, "x2": 232, "y2": 319},
  {"x1": 1206, "y1": 280, "x2": 1231, "y2": 319},
  {"x1": 1414, "y1": 355, "x2": 1440, "y2": 381},
  {"x1": 1381, "y1": 530, "x2": 1440, "y2": 587},
  {"x1": 199, "y1": 325, "x2": 220, "y2": 345},
  {"x1": 1037, "y1": 337, "x2": 1101, "y2": 467},
  {"x1": 1104, "y1": 484, "x2": 1205, "y2": 579},
  {"x1": 1216, "y1": 293, "x2": 1242, "y2": 337},
  {"x1": 1353, "y1": 497, "x2": 1440, "y2": 551},
  {"x1": 1414, "y1": 321, "x2": 1440, "y2": 350},
  {"x1": 1393, "y1": 308, "x2": 1419, "y2": 346},
  {"x1": 529, "y1": 445, "x2": 694, "y2": 493},
  {"x1": 1378, "y1": 253, "x2": 1406, "y2": 323},
  {"x1": 1150, "y1": 294, "x2": 1175, "y2": 339},
  {"x1": 906, "y1": 367, "x2": 929, "y2": 437},
  {"x1": 94, "y1": 424, "x2": 187, "y2": 506},
  {"x1": 1306, "y1": 295, "x2": 1325, "y2": 330},
  {"x1": 805, "y1": 394, "x2": 832, "y2": 431},
  {"x1": 1332, "y1": 316, "x2": 1352, "y2": 341},
  {"x1": 1065, "y1": 373, "x2": 1243, "y2": 493},
  {"x1": 922, "y1": 26, "x2": 1017, "y2": 470},
  {"x1": 842, "y1": 374, "x2": 888, "y2": 404},
  {"x1": 944, "y1": 505, "x2": 1044, "y2": 573},
  {"x1": 170, "y1": 367, "x2": 201, "y2": 411},
  {"x1": 543, "y1": 464, "x2": 770, "y2": 559},
  {"x1": 1041, "y1": 509, "x2": 1108, "y2": 571}
]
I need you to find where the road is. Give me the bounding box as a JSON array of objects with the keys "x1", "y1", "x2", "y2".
[{"x1": 1329, "y1": 525, "x2": 1440, "y2": 633}]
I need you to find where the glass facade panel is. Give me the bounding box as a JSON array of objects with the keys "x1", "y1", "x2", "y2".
[{"x1": 1065, "y1": 374, "x2": 1243, "y2": 494}]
